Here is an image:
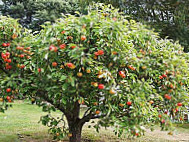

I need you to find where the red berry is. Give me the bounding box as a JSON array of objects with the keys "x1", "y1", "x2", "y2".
[
  {"x1": 4, "y1": 59, "x2": 8, "y2": 62},
  {"x1": 119, "y1": 71, "x2": 126, "y2": 78},
  {"x1": 169, "y1": 84, "x2": 174, "y2": 89},
  {"x1": 38, "y1": 68, "x2": 41, "y2": 72},
  {"x1": 5, "y1": 52, "x2": 10, "y2": 57},
  {"x1": 97, "y1": 50, "x2": 104, "y2": 55},
  {"x1": 98, "y1": 84, "x2": 105, "y2": 89},
  {"x1": 2, "y1": 43, "x2": 7, "y2": 47},
  {"x1": 6, "y1": 96, "x2": 11, "y2": 100},
  {"x1": 94, "y1": 52, "x2": 99, "y2": 56},
  {"x1": 16, "y1": 46, "x2": 24, "y2": 50},
  {"x1": 164, "y1": 94, "x2": 171, "y2": 100},
  {"x1": 161, "y1": 119, "x2": 165, "y2": 123},
  {"x1": 20, "y1": 54, "x2": 25, "y2": 58},
  {"x1": 81, "y1": 35, "x2": 86, "y2": 41},
  {"x1": 52, "y1": 62, "x2": 57, "y2": 67},
  {"x1": 49, "y1": 45, "x2": 53, "y2": 51},
  {"x1": 94, "y1": 50, "x2": 104, "y2": 56},
  {"x1": 167, "y1": 96, "x2": 171, "y2": 100},
  {"x1": 119, "y1": 71, "x2": 124, "y2": 75},
  {"x1": 1, "y1": 53, "x2": 7, "y2": 59},
  {"x1": 49, "y1": 45, "x2": 58, "y2": 52},
  {"x1": 159, "y1": 76, "x2": 163, "y2": 79},
  {"x1": 6, "y1": 43, "x2": 10, "y2": 46},
  {"x1": 127, "y1": 101, "x2": 132, "y2": 106},
  {"x1": 66, "y1": 63, "x2": 74, "y2": 68},
  {"x1": 59, "y1": 44, "x2": 66, "y2": 49},
  {"x1": 7, "y1": 59, "x2": 11, "y2": 63},
  {"x1": 71, "y1": 45, "x2": 76, "y2": 49},
  {"x1": 175, "y1": 108, "x2": 179, "y2": 112},
  {"x1": 162, "y1": 74, "x2": 167, "y2": 78},
  {"x1": 6, "y1": 88, "x2": 11, "y2": 93},
  {"x1": 177, "y1": 102, "x2": 182, "y2": 106},
  {"x1": 6, "y1": 65, "x2": 12, "y2": 70},
  {"x1": 61, "y1": 30, "x2": 66, "y2": 34},
  {"x1": 54, "y1": 47, "x2": 58, "y2": 52},
  {"x1": 121, "y1": 74, "x2": 126, "y2": 78},
  {"x1": 20, "y1": 65, "x2": 25, "y2": 69},
  {"x1": 26, "y1": 47, "x2": 31, "y2": 50}
]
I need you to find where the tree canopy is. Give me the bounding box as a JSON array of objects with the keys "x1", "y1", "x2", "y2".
[
  {"x1": 0, "y1": 3, "x2": 189, "y2": 142},
  {"x1": 1, "y1": 0, "x2": 189, "y2": 52}
]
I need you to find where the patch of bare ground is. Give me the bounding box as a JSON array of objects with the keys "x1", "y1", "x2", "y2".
[{"x1": 20, "y1": 125, "x2": 189, "y2": 142}]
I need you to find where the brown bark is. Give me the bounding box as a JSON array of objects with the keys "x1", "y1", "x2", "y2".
[
  {"x1": 37, "y1": 90, "x2": 102, "y2": 142},
  {"x1": 68, "y1": 121, "x2": 83, "y2": 142},
  {"x1": 66, "y1": 100, "x2": 84, "y2": 142}
]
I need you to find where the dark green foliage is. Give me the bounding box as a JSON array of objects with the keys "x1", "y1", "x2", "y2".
[
  {"x1": 0, "y1": 0, "x2": 83, "y2": 31},
  {"x1": 83, "y1": 0, "x2": 189, "y2": 52},
  {"x1": 1, "y1": 0, "x2": 188, "y2": 51}
]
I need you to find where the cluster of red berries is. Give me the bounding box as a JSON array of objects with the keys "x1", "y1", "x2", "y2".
[{"x1": 2, "y1": 42, "x2": 10, "y2": 47}]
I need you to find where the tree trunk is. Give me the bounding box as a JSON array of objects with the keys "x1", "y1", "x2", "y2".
[{"x1": 68, "y1": 122, "x2": 83, "y2": 142}]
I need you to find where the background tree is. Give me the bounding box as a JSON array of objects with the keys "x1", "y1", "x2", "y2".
[
  {"x1": 82, "y1": 0, "x2": 189, "y2": 52},
  {"x1": 0, "y1": 0, "x2": 83, "y2": 31},
  {"x1": 0, "y1": 4, "x2": 189, "y2": 142}
]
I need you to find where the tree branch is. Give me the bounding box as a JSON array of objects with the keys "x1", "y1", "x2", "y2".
[
  {"x1": 80, "y1": 111, "x2": 106, "y2": 125},
  {"x1": 37, "y1": 90, "x2": 68, "y2": 116},
  {"x1": 83, "y1": 107, "x2": 92, "y2": 117}
]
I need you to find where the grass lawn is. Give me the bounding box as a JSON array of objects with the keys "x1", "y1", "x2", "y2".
[
  {"x1": 0, "y1": 100, "x2": 189, "y2": 142},
  {"x1": 0, "y1": 100, "x2": 61, "y2": 142}
]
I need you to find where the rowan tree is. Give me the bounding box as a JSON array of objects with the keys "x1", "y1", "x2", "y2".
[{"x1": 0, "y1": 4, "x2": 189, "y2": 142}]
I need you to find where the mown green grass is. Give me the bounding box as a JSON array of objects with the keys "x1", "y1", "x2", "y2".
[
  {"x1": 0, "y1": 100, "x2": 60, "y2": 142},
  {"x1": 0, "y1": 100, "x2": 189, "y2": 142}
]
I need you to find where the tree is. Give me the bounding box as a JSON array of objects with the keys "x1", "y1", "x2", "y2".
[
  {"x1": 0, "y1": 4, "x2": 189, "y2": 142},
  {"x1": 0, "y1": 0, "x2": 83, "y2": 31},
  {"x1": 83, "y1": 0, "x2": 189, "y2": 52}
]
